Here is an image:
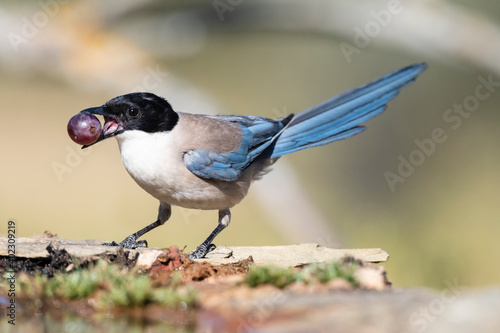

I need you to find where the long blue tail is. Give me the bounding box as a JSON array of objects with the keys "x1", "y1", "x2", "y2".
[{"x1": 270, "y1": 63, "x2": 427, "y2": 158}]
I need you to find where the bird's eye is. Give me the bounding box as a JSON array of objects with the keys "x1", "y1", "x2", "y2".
[{"x1": 128, "y1": 108, "x2": 139, "y2": 117}]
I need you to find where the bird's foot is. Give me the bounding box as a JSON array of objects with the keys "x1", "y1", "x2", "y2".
[
  {"x1": 102, "y1": 235, "x2": 148, "y2": 249},
  {"x1": 188, "y1": 243, "x2": 216, "y2": 259}
]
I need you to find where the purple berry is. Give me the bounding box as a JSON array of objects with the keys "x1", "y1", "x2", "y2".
[{"x1": 67, "y1": 113, "x2": 102, "y2": 145}]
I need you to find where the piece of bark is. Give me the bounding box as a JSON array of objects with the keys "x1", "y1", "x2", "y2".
[{"x1": 0, "y1": 238, "x2": 388, "y2": 270}]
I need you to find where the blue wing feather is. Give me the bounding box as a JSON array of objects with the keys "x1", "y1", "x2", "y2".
[{"x1": 185, "y1": 116, "x2": 289, "y2": 181}]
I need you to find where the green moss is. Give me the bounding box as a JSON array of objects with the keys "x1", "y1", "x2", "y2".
[
  {"x1": 244, "y1": 266, "x2": 299, "y2": 289},
  {"x1": 301, "y1": 261, "x2": 359, "y2": 287},
  {"x1": 152, "y1": 287, "x2": 198, "y2": 308},
  {"x1": 2, "y1": 260, "x2": 197, "y2": 309},
  {"x1": 244, "y1": 259, "x2": 360, "y2": 288}
]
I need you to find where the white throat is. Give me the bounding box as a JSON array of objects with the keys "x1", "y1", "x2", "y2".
[{"x1": 115, "y1": 130, "x2": 174, "y2": 186}]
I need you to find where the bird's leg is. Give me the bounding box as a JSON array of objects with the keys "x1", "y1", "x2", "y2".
[
  {"x1": 103, "y1": 202, "x2": 171, "y2": 249},
  {"x1": 189, "y1": 208, "x2": 230, "y2": 259}
]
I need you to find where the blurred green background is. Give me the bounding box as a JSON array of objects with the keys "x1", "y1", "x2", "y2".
[{"x1": 1, "y1": 0, "x2": 499, "y2": 289}]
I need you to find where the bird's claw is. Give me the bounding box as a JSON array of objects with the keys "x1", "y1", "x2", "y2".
[
  {"x1": 188, "y1": 243, "x2": 216, "y2": 259},
  {"x1": 102, "y1": 235, "x2": 148, "y2": 249}
]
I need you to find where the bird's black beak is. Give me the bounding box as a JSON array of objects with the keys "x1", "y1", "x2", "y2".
[{"x1": 80, "y1": 106, "x2": 124, "y2": 149}]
